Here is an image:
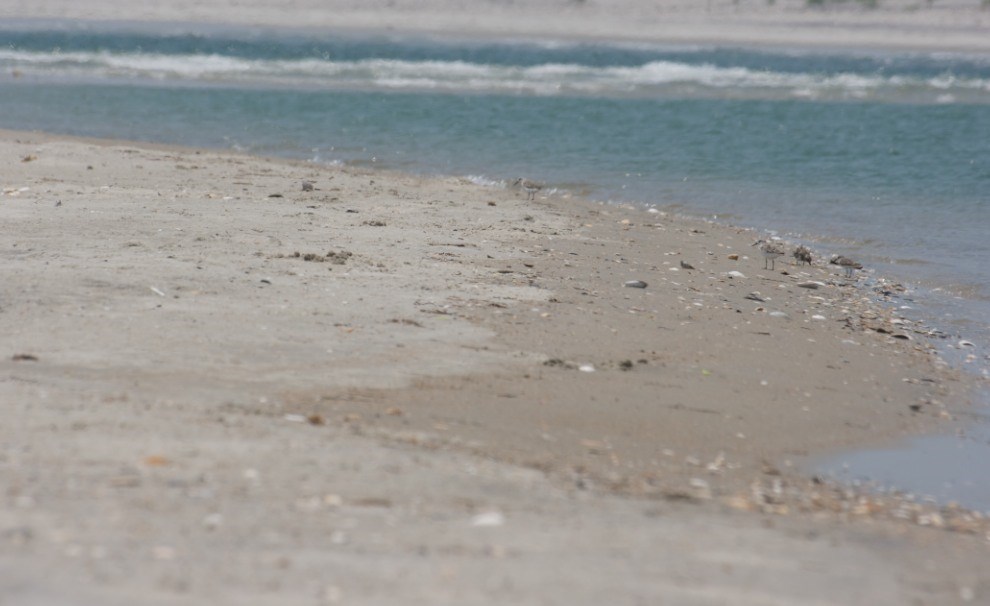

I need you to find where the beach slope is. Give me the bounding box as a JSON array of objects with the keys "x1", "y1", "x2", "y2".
[{"x1": 1, "y1": 132, "x2": 987, "y2": 604}]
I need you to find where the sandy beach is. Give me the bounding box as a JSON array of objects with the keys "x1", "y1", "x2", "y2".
[
  {"x1": 2, "y1": 1, "x2": 990, "y2": 604},
  {"x1": 2, "y1": 0, "x2": 989, "y2": 52},
  {"x1": 2, "y1": 131, "x2": 988, "y2": 604}
]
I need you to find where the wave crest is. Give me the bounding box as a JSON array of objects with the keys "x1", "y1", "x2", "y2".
[{"x1": 3, "y1": 48, "x2": 988, "y2": 103}]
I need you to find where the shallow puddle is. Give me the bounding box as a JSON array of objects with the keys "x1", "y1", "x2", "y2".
[{"x1": 811, "y1": 406, "x2": 990, "y2": 513}]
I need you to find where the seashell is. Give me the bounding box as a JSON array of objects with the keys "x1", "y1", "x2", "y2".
[
  {"x1": 796, "y1": 281, "x2": 825, "y2": 289},
  {"x1": 725, "y1": 270, "x2": 746, "y2": 279},
  {"x1": 470, "y1": 511, "x2": 505, "y2": 527},
  {"x1": 578, "y1": 364, "x2": 596, "y2": 373},
  {"x1": 959, "y1": 340, "x2": 975, "y2": 348}
]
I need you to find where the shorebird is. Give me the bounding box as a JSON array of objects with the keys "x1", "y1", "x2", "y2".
[
  {"x1": 830, "y1": 254, "x2": 862, "y2": 278},
  {"x1": 792, "y1": 245, "x2": 813, "y2": 266},
  {"x1": 513, "y1": 178, "x2": 542, "y2": 201},
  {"x1": 752, "y1": 239, "x2": 784, "y2": 270}
]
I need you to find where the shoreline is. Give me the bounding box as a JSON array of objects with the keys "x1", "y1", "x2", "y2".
[
  {"x1": 3, "y1": 128, "x2": 990, "y2": 603},
  {"x1": 0, "y1": 126, "x2": 980, "y2": 493}
]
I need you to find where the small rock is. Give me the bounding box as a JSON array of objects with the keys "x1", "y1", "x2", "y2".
[
  {"x1": 725, "y1": 270, "x2": 746, "y2": 279},
  {"x1": 471, "y1": 511, "x2": 505, "y2": 527},
  {"x1": 769, "y1": 311, "x2": 789, "y2": 319},
  {"x1": 624, "y1": 280, "x2": 648, "y2": 288},
  {"x1": 797, "y1": 281, "x2": 825, "y2": 289},
  {"x1": 727, "y1": 254, "x2": 739, "y2": 261},
  {"x1": 578, "y1": 364, "x2": 596, "y2": 373}
]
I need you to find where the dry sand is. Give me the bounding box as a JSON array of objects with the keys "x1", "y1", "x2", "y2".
[
  {"x1": 2, "y1": 131, "x2": 988, "y2": 604},
  {"x1": 2, "y1": 1, "x2": 990, "y2": 603},
  {"x1": 2, "y1": 0, "x2": 990, "y2": 52}
]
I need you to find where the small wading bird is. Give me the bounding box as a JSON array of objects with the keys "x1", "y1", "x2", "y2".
[
  {"x1": 792, "y1": 245, "x2": 813, "y2": 266},
  {"x1": 830, "y1": 254, "x2": 863, "y2": 278},
  {"x1": 752, "y1": 239, "x2": 784, "y2": 270},
  {"x1": 513, "y1": 178, "x2": 542, "y2": 200}
]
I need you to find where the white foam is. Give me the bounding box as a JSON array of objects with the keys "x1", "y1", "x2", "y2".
[{"x1": 2, "y1": 48, "x2": 988, "y2": 102}]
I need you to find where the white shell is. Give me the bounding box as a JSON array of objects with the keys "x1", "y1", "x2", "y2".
[{"x1": 471, "y1": 511, "x2": 506, "y2": 527}]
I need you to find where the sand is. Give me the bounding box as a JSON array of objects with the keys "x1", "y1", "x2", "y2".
[
  {"x1": 2, "y1": 131, "x2": 988, "y2": 604},
  {"x1": 1, "y1": 0, "x2": 989, "y2": 52},
  {"x1": 2, "y1": 2, "x2": 990, "y2": 603}
]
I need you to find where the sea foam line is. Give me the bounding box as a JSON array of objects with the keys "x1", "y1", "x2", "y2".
[{"x1": 2, "y1": 49, "x2": 989, "y2": 101}]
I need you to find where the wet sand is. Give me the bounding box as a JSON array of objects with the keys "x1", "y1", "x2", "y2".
[{"x1": 1, "y1": 131, "x2": 988, "y2": 604}]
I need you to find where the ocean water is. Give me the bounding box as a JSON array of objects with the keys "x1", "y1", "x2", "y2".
[
  {"x1": 2, "y1": 20, "x2": 990, "y2": 503},
  {"x1": 2, "y1": 24, "x2": 988, "y2": 360}
]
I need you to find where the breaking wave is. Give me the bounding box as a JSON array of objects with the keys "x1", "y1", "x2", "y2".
[{"x1": 3, "y1": 47, "x2": 989, "y2": 103}]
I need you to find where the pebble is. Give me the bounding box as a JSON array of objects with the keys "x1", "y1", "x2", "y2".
[
  {"x1": 797, "y1": 281, "x2": 825, "y2": 289},
  {"x1": 769, "y1": 311, "x2": 789, "y2": 319},
  {"x1": 725, "y1": 271, "x2": 746, "y2": 279},
  {"x1": 624, "y1": 280, "x2": 648, "y2": 288},
  {"x1": 471, "y1": 511, "x2": 506, "y2": 527},
  {"x1": 578, "y1": 364, "x2": 596, "y2": 373}
]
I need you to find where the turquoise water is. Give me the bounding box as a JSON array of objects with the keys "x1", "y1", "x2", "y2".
[{"x1": 1, "y1": 22, "x2": 988, "y2": 348}]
